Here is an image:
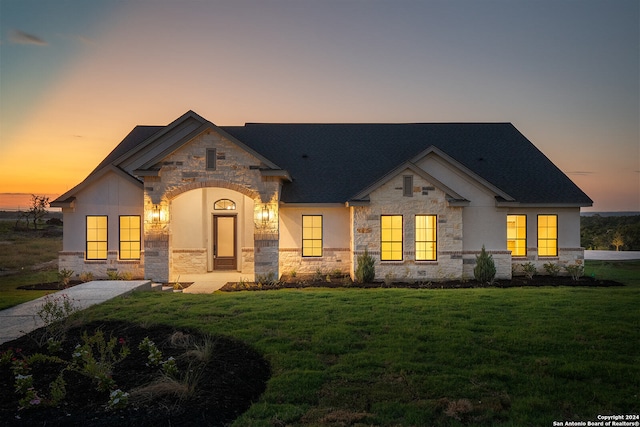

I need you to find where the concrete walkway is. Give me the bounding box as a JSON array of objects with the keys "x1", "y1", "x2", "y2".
[
  {"x1": 181, "y1": 271, "x2": 247, "y2": 293},
  {"x1": 584, "y1": 250, "x2": 640, "y2": 261},
  {"x1": 0, "y1": 280, "x2": 151, "y2": 345}
]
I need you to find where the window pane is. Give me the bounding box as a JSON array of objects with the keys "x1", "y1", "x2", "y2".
[
  {"x1": 87, "y1": 216, "x2": 108, "y2": 260},
  {"x1": 302, "y1": 215, "x2": 322, "y2": 257},
  {"x1": 537, "y1": 215, "x2": 557, "y2": 257},
  {"x1": 507, "y1": 215, "x2": 526, "y2": 257},
  {"x1": 381, "y1": 215, "x2": 403, "y2": 260},
  {"x1": 119, "y1": 215, "x2": 141, "y2": 260},
  {"x1": 415, "y1": 215, "x2": 436, "y2": 260}
]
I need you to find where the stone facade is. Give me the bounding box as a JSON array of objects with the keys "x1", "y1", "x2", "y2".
[
  {"x1": 279, "y1": 248, "x2": 351, "y2": 277},
  {"x1": 58, "y1": 251, "x2": 145, "y2": 280},
  {"x1": 462, "y1": 251, "x2": 512, "y2": 280},
  {"x1": 352, "y1": 170, "x2": 465, "y2": 281},
  {"x1": 141, "y1": 129, "x2": 282, "y2": 283}
]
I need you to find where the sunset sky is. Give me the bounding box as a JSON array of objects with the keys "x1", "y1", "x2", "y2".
[{"x1": 0, "y1": 0, "x2": 638, "y2": 212}]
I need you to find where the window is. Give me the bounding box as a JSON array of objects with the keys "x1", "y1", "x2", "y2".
[
  {"x1": 403, "y1": 175, "x2": 413, "y2": 197},
  {"x1": 507, "y1": 215, "x2": 527, "y2": 257},
  {"x1": 538, "y1": 215, "x2": 557, "y2": 257},
  {"x1": 119, "y1": 216, "x2": 141, "y2": 260},
  {"x1": 381, "y1": 215, "x2": 403, "y2": 260},
  {"x1": 86, "y1": 216, "x2": 107, "y2": 260},
  {"x1": 415, "y1": 215, "x2": 437, "y2": 260},
  {"x1": 214, "y1": 199, "x2": 236, "y2": 210},
  {"x1": 302, "y1": 215, "x2": 323, "y2": 257},
  {"x1": 206, "y1": 148, "x2": 216, "y2": 170}
]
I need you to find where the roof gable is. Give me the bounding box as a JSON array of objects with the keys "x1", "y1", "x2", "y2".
[
  {"x1": 350, "y1": 162, "x2": 469, "y2": 205},
  {"x1": 51, "y1": 165, "x2": 142, "y2": 208}
]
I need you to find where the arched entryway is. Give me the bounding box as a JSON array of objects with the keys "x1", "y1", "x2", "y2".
[{"x1": 169, "y1": 187, "x2": 256, "y2": 279}]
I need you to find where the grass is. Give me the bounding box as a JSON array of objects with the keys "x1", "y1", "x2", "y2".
[
  {"x1": 76, "y1": 265, "x2": 639, "y2": 426},
  {"x1": 0, "y1": 220, "x2": 62, "y2": 309}
]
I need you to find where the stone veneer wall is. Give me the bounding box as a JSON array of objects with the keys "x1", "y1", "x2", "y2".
[
  {"x1": 142, "y1": 129, "x2": 282, "y2": 283},
  {"x1": 279, "y1": 248, "x2": 351, "y2": 277},
  {"x1": 171, "y1": 249, "x2": 207, "y2": 275},
  {"x1": 352, "y1": 172, "x2": 465, "y2": 281},
  {"x1": 58, "y1": 251, "x2": 145, "y2": 280},
  {"x1": 462, "y1": 251, "x2": 512, "y2": 280}
]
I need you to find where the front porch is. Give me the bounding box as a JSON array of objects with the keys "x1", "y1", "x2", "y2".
[{"x1": 178, "y1": 271, "x2": 245, "y2": 293}]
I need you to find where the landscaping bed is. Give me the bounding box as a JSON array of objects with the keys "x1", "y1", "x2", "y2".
[
  {"x1": 220, "y1": 274, "x2": 623, "y2": 291},
  {"x1": 0, "y1": 320, "x2": 270, "y2": 426}
]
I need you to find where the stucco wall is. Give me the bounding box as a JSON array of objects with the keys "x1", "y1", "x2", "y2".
[
  {"x1": 58, "y1": 171, "x2": 144, "y2": 279},
  {"x1": 279, "y1": 206, "x2": 351, "y2": 276}
]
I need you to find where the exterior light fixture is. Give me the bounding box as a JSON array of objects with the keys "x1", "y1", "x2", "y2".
[
  {"x1": 261, "y1": 207, "x2": 270, "y2": 224},
  {"x1": 152, "y1": 205, "x2": 161, "y2": 223}
]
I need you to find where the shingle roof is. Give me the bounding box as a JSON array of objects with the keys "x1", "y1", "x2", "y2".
[
  {"x1": 61, "y1": 117, "x2": 591, "y2": 207},
  {"x1": 90, "y1": 125, "x2": 163, "y2": 175},
  {"x1": 221, "y1": 123, "x2": 592, "y2": 205}
]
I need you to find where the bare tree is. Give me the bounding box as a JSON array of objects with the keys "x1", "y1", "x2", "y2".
[
  {"x1": 22, "y1": 194, "x2": 50, "y2": 230},
  {"x1": 612, "y1": 232, "x2": 624, "y2": 251}
]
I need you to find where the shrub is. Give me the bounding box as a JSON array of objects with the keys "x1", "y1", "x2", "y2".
[
  {"x1": 106, "y1": 270, "x2": 120, "y2": 280},
  {"x1": 521, "y1": 262, "x2": 536, "y2": 280},
  {"x1": 565, "y1": 263, "x2": 584, "y2": 281},
  {"x1": 543, "y1": 262, "x2": 561, "y2": 277},
  {"x1": 473, "y1": 245, "x2": 496, "y2": 285},
  {"x1": 355, "y1": 249, "x2": 375, "y2": 283},
  {"x1": 256, "y1": 272, "x2": 277, "y2": 286},
  {"x1": 79, "y1": 272, "x2": 94, "y2": 282},
  {"x1": 57, "y1": 269, "x2": 74, "y2": 288}
]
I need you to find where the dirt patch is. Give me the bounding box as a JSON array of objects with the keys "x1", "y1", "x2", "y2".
[
  {"x1": 0, "y1": 320, "x2": 270, "y2": 426},
  {"x1": 221, "y1": 275, "x2": 623, "y2": 291}
]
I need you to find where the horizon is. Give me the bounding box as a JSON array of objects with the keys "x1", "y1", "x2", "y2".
[{"x1": 1, "y1": 0, "x2": 638, "y2": 212}]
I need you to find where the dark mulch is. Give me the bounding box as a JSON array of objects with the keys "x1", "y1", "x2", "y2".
[
  {"x1": 17, "y1": 281, "x2": 84, "y2": 291},
  {"x1": 0, "y1": 321, "x2": 270, "y2": 427},
  {"x1": 221, "y1": 275, "x2": 623, "y2": 291}
]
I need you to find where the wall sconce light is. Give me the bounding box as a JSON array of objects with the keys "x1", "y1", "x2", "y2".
[
  {"x1": 261, "y1": 207, "x2": 271, "y2": 224},
  {"x1": 152, "y1": 205, "x2": 161, "y2": 223}
]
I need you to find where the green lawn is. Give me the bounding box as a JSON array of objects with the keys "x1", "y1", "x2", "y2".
[
  {"x1": 0, "y1": 220, "x2": 61, "y2": 309},
  {"x1": 78, "y1": 264, "x2": 639, "y2": 426}
]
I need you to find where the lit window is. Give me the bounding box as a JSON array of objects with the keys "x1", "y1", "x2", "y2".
[
  {"x1": 416, "y1": 215, "x2": 437, "y2": 260},
  {"x1": 214, "y1": 199, "x2": 236, "y2": 210},
  {"x1": 87, "y1": 216, "x2": 107, "y2": 260},
  {"x1": 507, "y1": 215, "x2": 527, "y2": 257},
  {"x1": 302, "y1": 215, "x2": 322, "y2": 257},
  {"x1": 119, "y1": 216, "x2": 141, "y2": 260},
  {"x1": 381, "y1": 215, "x2": 403, "y2": 261},
  {"x1": 538, "y1": 215, "x2": 557, "y2": 257}
]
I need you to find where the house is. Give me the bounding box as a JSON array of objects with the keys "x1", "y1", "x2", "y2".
[{"x1": 51, "y1": 110, "x2": 592, "y2": 283}]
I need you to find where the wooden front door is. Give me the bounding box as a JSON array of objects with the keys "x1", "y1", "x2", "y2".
[{"x1": 213, "y1": 215, "x2": 236, "y2": 270}]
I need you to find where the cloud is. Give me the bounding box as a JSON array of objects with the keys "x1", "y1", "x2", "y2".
[{"x1": 10, "y1": 29, "x2": 48, "y2": 46}]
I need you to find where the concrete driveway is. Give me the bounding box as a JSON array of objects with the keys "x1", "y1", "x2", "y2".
[{"x1": 584, "y1": 250, "x2": 640, "y2": 261}]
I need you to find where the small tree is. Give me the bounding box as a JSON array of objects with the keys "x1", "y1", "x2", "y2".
[
  {"x1": 611, "y1": 232, "x2": 624, "y2": 251},
  {"x1": 21, "y1": 194, "x2": 50, "y2": 231},
  {"x1": 355, "y1": 249, "x2": 375, "y2": 283},
  {"x1": 474, "y1": 245, "x2": 496, "y2": 285}
]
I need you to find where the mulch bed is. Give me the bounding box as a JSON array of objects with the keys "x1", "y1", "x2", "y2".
[
  {"x1": 0, "y1": 321, "x2": 270, "y2": 427},
  {"x1": 220, "y1": 275, "x2": 623, "y2": 291}
]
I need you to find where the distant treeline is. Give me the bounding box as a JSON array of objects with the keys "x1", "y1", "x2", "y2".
[{"x1": 581, "y1": 215, "x2": 640, "y2": 250}]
